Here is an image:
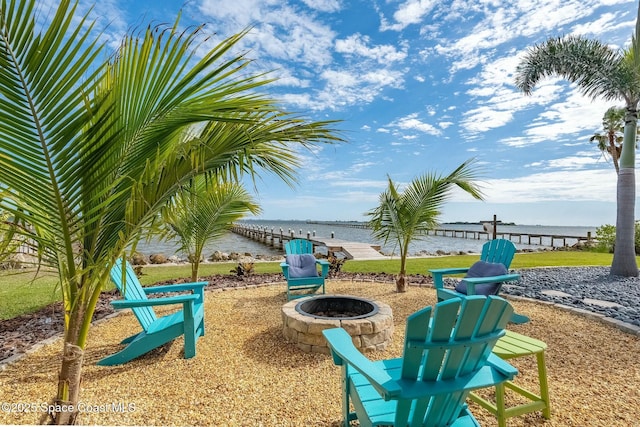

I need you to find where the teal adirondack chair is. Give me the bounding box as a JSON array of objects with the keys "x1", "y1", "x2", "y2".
[
  {"x1": 285, "y1": 238, "x2": 315, "y2": 255},
  {"x1": 98, "y1": 259, "x2": 206, "y2": 366},
  {"x1": 429, "y1": 239, "x2": 529, "y2": 324},
  {"x1": 323, "y1": 295, "x2": 518, "y2": 427},
  {"x1": 281, "y1": 239, "x2": 329, "y2": 300}
]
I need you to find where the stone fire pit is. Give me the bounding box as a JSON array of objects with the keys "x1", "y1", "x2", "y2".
[{"x1": 281, "y1": 295, "x2": 393, "y2": 354}]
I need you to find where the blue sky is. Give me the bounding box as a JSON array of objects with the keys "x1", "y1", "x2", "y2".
[{"x1": 68, "y1": 0, "x2": 638, "y2": 226}]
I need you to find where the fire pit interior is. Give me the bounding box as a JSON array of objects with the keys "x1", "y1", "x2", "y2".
[
  {"x1": 282, "y1": 295, "x2": 393, "y2": 354},
  {"x1": 296, "y1": 296, "x2": 379, "y2": 319}
]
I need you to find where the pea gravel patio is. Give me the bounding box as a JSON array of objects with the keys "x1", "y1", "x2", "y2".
[{"x1": 0, "y1": 280, "x2": 638, "y2": 426}]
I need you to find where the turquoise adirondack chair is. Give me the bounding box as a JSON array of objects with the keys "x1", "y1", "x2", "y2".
[
  {"x1": 285, "y1": 238, "x2": 315, "y2": 255},
  {"x1": 323, "y1": 295, "x2": 518, "y2": 427},
  {"x1": 281, "y1": 239, "x2": 329, "y2": 300},
  {"x1": 429, "y1": 239, "x2": 528, "y2": 324},
  {"x1": 98, "y1": 259, "x2": 206, "y2": 366}
]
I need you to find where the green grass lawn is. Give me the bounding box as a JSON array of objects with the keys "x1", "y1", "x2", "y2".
[{"x1": 0, "y1": 251, "x2": 625, "y2": 320}]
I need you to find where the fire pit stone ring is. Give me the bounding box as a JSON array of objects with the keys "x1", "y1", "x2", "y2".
[{"x1": 282, "y1": 295, "x2": 393, "y2": 354}]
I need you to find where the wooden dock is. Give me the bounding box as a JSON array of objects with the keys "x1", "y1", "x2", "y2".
[
  {"x1": 232, "y1": 223, "x2": 594, "y2": 258},
  {"x1": 427, "y1": 228, "x2": 593, "y2": 247},
  {"x1": 304, "y1": 221, "x2": 593, "y2": 248},
  {"x1": 230, "y1": 224, "x2": 386, "y2": 259}
]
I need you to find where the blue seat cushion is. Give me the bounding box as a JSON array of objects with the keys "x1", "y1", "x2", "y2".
[
  {"x1": 455, "y1": 260, "x2": 507, "y2": 296},
  {"x1": 286, "y1": 254, "x2": 319, "y2": 278}
]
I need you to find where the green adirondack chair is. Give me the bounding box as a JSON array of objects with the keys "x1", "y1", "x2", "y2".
[
  {"x1": 281, "y1": 239, "x2": 329, "y2": 300},
  {"x1": 323, "y1": 295, "x2": 518, "y2": 427},
  {"x1": 97, "y1": 259, "x2": 206, "y2": 366},
  {"x1": 429, "y1": 239, "x2": 529, "y2": 324}
]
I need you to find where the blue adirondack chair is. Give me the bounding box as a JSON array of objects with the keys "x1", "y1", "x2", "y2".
[
  {"x1": 97, "y1": 259, "x2": 206, "y2": 366},
  {"x1": 323, "y1": 295, "x2": 518, "y2": 427},
  {"x1": 281, "y1": 239, "x2": 329, "y2": 300},
  {"x1": 429, "y1": 239, "x2": 528, "y2": 324}
]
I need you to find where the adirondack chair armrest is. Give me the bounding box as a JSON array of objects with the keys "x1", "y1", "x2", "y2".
[
  {"x1": 429, "y1": 267, "x2": 471, "y2": 275},
  {"x1": 462, "y1": 273, "x2": 520, "y2": 295},
  {"x1": 394, "y1": 362, "x2": 518, "y2": 400},
  {"x1": 461, "y1": 273, "x2": 520, "y2": 284},
  {"x1": 486, "y1": 353, "x2": 518, "y2": 379},
  {"x1": 281, "y1": 259, "x2": 328, "y2": 279},
  {"x1": 322, "y1": 328, "x2": 402, "y2": 400},
  {"x1": 280, "y1": 262, "x2": 290, "y2": 279},
  {"x1": 429, "y1": 267, "x2": 470, "y2": 289},
  {"x1": 317, "y1": 259, "x2": 329, "y2": 278},
  {"x1": 143, "y1": 282, "x2": 207, "y2": 294},
  {"x1": 111, "y1": 293, "x2": 198, "y2": 309}
]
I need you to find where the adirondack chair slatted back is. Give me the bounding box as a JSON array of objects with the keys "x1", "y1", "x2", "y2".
[
  {"x1": 110, "y1": 259, "x2": 157, "y2": 330},
  {"x1": 396, "y1": 296, "x2": 513, "y2": 426},
  {"x1": 480, "y1": 239, "x2": 516, "y2": 268},
  {"x1": 285, "y1": 239, "x2": 314, "y2": 255}
]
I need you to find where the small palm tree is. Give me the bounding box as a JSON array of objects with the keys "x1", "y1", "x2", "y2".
[
  {"x1": 366, "y1": 160, "x2": 483, "y2": 292},
  {"x1": 160, "y1": 176, "x2": 260, "y2": 281},
  {"x1": 515, "y1": 3, "x2": 640, "y2": 276},
  {"x1": 590, "y1": 106, "x2": 625, "y2": 174},
  {"x1": 0, "y1": 1, "x2": 342, "y2": 423}
]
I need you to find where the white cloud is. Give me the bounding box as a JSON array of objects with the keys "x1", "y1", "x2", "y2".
[
  {"x1": 335, "y1": 34, "x2": 408, "y2": 63},
  {"x1": 283, "y1": 67, "x2": 405, "y2": 111},
  {"x1": 301, "y1": 0, "x2": 342, "y2": 12},
  {"x1": 484, "y1": 169, "x2": 616, "y2": 203},
  {"x1": 429, "y1": 0, "x2": 622, "y2": 75},
  {"x1": 391, "y1": 113, "x2": 442, "y2": 135},
  {"x1": 571, "y1": 12, "x2": 633, "y2": 36},
  {"x1": 520, "y1": 89, "x2": 617, "y2": 143},
  {"x1": 198, "y1": 0, "x2": 336, "y2": 68},
  {"x1": 380, "y1": 0, "x2": 439, "y2": 31},
  {"x1": 533, "y1": 155, "x2": 601, "y2": 170}
]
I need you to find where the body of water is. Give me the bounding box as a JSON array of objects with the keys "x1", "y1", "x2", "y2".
[{"x1": 135, "y1": 220, "x2": 598, "y2": 259}]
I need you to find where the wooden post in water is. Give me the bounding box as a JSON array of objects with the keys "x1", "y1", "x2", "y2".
[{"x1": 492, "y1": 214, "x2": 497, "y2": 240}]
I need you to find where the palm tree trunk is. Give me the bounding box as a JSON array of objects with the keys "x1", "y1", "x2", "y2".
[
  {"x1": 47, "y1": 304, "x2": 87, "y2": 425},
  {"x1": 396, "y1": 246, "x2": 408, "y2": 293},
  {"x1": 191, "y1": 260, "x2": 199, "y2": 282},
  {"x1": 611, "y1": 167, "x2": 638, "y2": 276},
  {"x1": 611, "y1": 107, "x2": 639, "y2": 277}
]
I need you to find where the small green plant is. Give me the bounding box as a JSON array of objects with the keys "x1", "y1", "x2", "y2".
[
  {"x1": 134, "y1": 266, "x2": 144, "y2": 278},
  {"x1": 231, "y1": 258, "x2": 255, "y2": 276},
  {"x1": 327, "y1": 254, "x2": 346, "y2": 277}
]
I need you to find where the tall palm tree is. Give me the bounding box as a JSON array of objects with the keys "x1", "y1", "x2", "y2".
[
  {"x1": 0, "y1": 1, "x2": 342, "y2": 424},
  {"x1": 590, "y1": 106, "x2": 625, "y2": 174},
  {"x1": 514, "y1": 4, "x2": 640, "y2": 277},
  {"x1": 366, "y1": 160, "x2": 483, "y2": 292},
  {"x1": 160, "y1": 175, "x2": 260, "y2": 281}
]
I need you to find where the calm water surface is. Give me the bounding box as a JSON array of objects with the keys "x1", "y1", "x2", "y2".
[{"x1": 136, "y1": 220, "x2": 597, "y2": 259}]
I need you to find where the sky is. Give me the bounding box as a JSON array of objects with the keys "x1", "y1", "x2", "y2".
[{"x1": 65, "y1": 0, "x2": 640, "y2": 226}]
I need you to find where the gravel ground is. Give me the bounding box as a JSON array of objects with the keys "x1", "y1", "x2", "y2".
[
  {"x1": 0, "y1": 275, "x2": 639, "y2": 426},
  {"x1": 443, "y1": 266, "x2": 640, "y2": 327},
  {"x1": 507, "y1": 266, "x2": 640, "y2": 326}
]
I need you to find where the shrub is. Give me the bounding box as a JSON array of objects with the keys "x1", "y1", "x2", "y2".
[
  {"x1": 595, "y1": 224, "x2": 616, "y2": 253},
  {"x1": 594, "y1": 222, "x2": 640, "y2": 254},
  {"x1": 327, "y1": 254, "x2": 346, "y2": 277}
]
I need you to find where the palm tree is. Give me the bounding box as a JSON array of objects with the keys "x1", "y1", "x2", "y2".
[
  {"x1": 366, "y1": 160, "x2": 483, "y2": 292},
  {"x1": 0, "y1": 1, "x2": 342, "y2": 424},
  {"x1": 160, "y1": 175, "x2": 260, "y2": 281},
  {"x1": 514, "y1": 4, "x2": 640, "y2": 277},
  {"x1": 590, "y1": 106, "x2": 625, "y2": 174}
]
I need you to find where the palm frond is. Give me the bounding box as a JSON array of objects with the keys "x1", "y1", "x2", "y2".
[
  {"x1": 514, "y1": 35, "x2": 630, "y2": 101},
  {"x1": 366, "y1": 160, "x2": 483, "y2": 257}
]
